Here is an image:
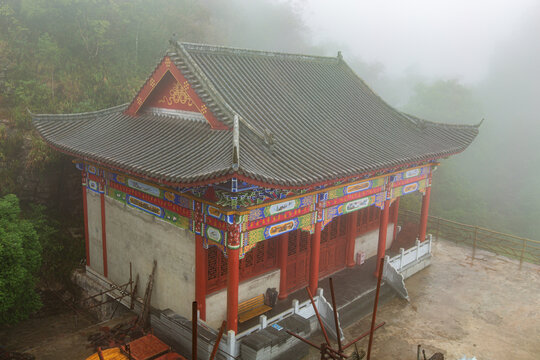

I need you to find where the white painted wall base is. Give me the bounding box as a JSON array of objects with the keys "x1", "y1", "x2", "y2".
[{"x1": 353, "y1": 222, "x2": 395, "y2": 261}]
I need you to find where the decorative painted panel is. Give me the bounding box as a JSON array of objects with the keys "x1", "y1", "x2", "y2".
[
  {"x1": 324, "y1": 178, "x2": 384, "y2": 201},
  {"x1": 108, "y1": 187, "x2": 190, "y2": 229},
  {"x1": 215, "y1": 186, "x2": 302, "y2": 209},
  {"x1": 244, "y1": 194, "x2": 316, "y2": 233},
  {"x1": 392, "y1": 178, "x2": 428, "y2": 198},
  {"x1": 323, "y1": 194, "x2": 377, "y2": 229},
  {"x1": 323, "y1": 178, "x2": 384, "y2": 208},
  {"x1": 109, "y1": 171, "x2": 193, "y2": 211},
  {"x1": 245, "y1": 213, "x2": 315, "y2": 245},
  {"x1": 246, "y1": 205, "x2": 314, "y2": 232},
  {"x1": 392, "y1": 166, "x2": 429, "y2": 187}
]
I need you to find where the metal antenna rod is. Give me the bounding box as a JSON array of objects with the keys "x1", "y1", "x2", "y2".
[
  {"x1": 329, "y1": 278, "x2": 343, "y2": 353},
  {"x1": 367, "y1": 257, "x2": 385, "y2": 360},
  {"x1": 209, "y1": 321, "x2": 227, "y2": 360},
  {"x1": 306, "y1": 286, "x2": 331, "y2": 346},
  {"x1": 192, "y1": 301, "x2": 198, "y2": 360}
]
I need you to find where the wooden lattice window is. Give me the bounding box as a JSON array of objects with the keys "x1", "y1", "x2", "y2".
[
  {"x1": 299, "y1": 231, "x2": 309, "y2": 252},
  {"x1": 330, "y1": 220, "x2": 339, "y2": 240},
  {"x1": 339, "y1": 216, "x2": 347, "y2": 236},
  {"x1": 206, "y1": 238, "x2": 278, "y2": 294},
  {"x1": 208, "y1": 246, "x2": 218, "y2": 281},
  {"x1": 321, "y1": 225, "x2": 329, "y2": 243},
  {"x1": 288, "y1": 231, "x2": 298, "y2": 256}
]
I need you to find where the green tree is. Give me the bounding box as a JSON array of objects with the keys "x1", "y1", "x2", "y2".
[{"x1": 0, "y1": 194, "x2": 42, "y2": 324}]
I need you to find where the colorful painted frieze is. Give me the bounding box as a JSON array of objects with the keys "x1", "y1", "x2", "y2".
[
  {"x1": 205, "y1": 204, "x2": 235, "y2": 225},
  {"x1": 215, "y1": 186, "x2": 300, "y2": 209},
  {"x1": 246, "y1": 205, "x2": 314, "y2": 232},
  {"x1": 392, "y1": 178, "x2": 428, "y2": 198},
  {"x1": 392, "y1": 166, "x2": 430, "y2": 187},
  {"x1": 245, "y1": 195, "x2": 315, "y2": 229},
  {"x1": 322, "y1": 194, "x2": 377, "y2": 229},
  {"x1": 108, "y1": 171, "x2": 193, "y2": 209},
  {"x1": 86, "y1": 178, "x2": 103, "y2": 194},
  {"x1": 245, "y1": 212, "x2": 314, "y2": 245},
  {"x1": 322, "y1": 178, "x2": 384, "y2": 202},
  {"x1": 201, "y1": 234, "x2": 227, "y2": 257},
  {"x1": 108, "y1": 187, "x2": 190, "y2": 229}
]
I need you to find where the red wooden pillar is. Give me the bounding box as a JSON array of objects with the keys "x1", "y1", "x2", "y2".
[
  {"x1": 309, "y1": 221, "x2": 322, "y2": 293},
  {"x1": 392, "y1": 197, "x2": 400, "y2": 241},
  {"x1": 226, "y1": 226, "x2": 241, "y2": 333},
  {"x1": 375, "y1": 200, "x2": 391, "y2": 277},
  {"x1": 278, "y1": 234, "x2": 289, "y2": 300},
  {"x1": 346, "y1": 212, "x2": 358, "y2": 267},
  {"x1": 195, "y1": 235, "x2": 207, "y2": 320},
  {"x1": 82, "y1": 172, "x2": 90, "y2": 266},
  {"x1": 100, "y1": 191, "x2": 108, "y2": 277},
  {"x1": 418, "y1": 184, "x2": 431, "y2": 242}
]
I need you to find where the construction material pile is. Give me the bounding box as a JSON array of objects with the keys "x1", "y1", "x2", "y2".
[
  {"x1": 0, "y1": 348, "x2": 35, "y2": 360},
  {"x1": 87, "y1": 317, "x2": 144, "y2": 350}
]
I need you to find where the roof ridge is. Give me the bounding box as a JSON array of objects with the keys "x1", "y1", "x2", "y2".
[
  {"x1": 30, "y1": 103, "x2": 128, "y2": 120},
  {"x1": 172, "y1": 41, "x2": 276, "y2": 168},
  {"x1": 171, "y1": 42, "x2": 236, "y2": 123},
  {"x1": 180, "y1": 41, "x2": 340, "y2": 63}
]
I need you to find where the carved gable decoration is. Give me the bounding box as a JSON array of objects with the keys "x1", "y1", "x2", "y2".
[
  {"x1": 145, "y1": 72, "x2": 197, "y2": 111},
  {"x1": 125, "y1": 56, "x2": 227, "y2": 129}
]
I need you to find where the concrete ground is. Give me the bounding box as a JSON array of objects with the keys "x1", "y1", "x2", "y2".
[
  {"x1": 305, "y1": 239, "x2": 540, "y2": 359},
  {"x1": 3, "y1": 239, "x2": 538, "y2": 359}
]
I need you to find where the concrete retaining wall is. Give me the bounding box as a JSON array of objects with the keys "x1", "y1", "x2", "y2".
[
  {"x1": 103, "y1": 195, "x2": 196, "y2": 319},
  {"x1": 87, "y1": 190, "x2": 103, "y2": 275},
  {"x1": 206, "y1": 269, "x2": 280, "y2": 329}
]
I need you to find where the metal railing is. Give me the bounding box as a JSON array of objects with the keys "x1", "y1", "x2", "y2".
[{"x1": 399, "y1": 210, "x2": 540, "y2": 268}]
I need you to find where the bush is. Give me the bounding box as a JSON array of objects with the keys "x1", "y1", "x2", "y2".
[{"x1": 0, "y1": 194, "x2": 42, "y2": 324}]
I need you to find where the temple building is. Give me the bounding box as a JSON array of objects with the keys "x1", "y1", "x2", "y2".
[{"x1": 33, "y1": 40, "x2": 478, "y2": 358}]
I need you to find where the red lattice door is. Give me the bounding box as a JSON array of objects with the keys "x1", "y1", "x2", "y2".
[
  {"x1": 319, "y1": 215, "x2": 348, "y2": 277},
  {"x1": 285, "y1": 230, "x2": 310, "y2": 293}
]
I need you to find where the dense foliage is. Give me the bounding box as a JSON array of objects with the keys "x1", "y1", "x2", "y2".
[
  {"x1": 0, "y1": 194, "x2": 42, "y2": 324},
  {"x1": 0, "y1": 0, "x2": 314, "y2": 323},
  {"x1": 0, "y1": 0, "x2": 536, "y2": 289}
]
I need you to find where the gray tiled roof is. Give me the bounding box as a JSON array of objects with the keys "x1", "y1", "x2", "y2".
[{"x1": 33, "y1": 42, "x2": 479, "y2": 187}]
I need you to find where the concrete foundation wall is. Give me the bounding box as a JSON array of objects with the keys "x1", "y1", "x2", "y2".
[
  {"x1": 87, "y1": 190, "x2": 103, "y2": 275},
  {"x1": 354, "y1": 222, "x2": 395, "y2": 261},
  {"x1": 96, "y1": 196, "x2": 196, "y2": 320},
  {"x1": 205, "y1": 269, "x2": 280, "y2": 329}
]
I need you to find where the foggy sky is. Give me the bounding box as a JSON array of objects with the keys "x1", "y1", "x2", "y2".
[{"x1": 287, "y1": 0, "x2": 537, "y2": 83}]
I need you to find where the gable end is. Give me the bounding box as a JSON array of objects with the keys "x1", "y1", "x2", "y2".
[{"x1": 125, "y1": 56, "x2": 228, "y2": 130}]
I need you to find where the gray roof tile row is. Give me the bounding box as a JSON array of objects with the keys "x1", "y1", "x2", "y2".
[{"x1": 33, "y1": 42, "x2": 479, "y2": 187}]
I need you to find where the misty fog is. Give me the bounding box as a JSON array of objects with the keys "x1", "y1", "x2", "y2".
[{"x1": 1, "y1": 0, "x2": 537, "y2": 239}]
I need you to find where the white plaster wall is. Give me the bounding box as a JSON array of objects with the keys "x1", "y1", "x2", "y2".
[
  {"x1": 104, "y1": 196, "x2": 196, "y2": 320},
  {"x1": 205, "y1": 269, "x2": 280, "y2": 329},
  {"x1": 87, "y1": 190, "x2": 104, "y2": 275},
  {"x1": 354, "y1": 222, "x2": 395, "y2": 260}
]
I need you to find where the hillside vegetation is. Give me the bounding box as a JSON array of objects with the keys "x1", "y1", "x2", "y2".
[{"x1": 0, "y1": 2, "x2": 536, "y2": 321}]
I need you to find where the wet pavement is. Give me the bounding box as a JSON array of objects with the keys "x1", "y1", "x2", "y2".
[{"x1": 304, "y1": 239, "x2": 540, "y2": 359}]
